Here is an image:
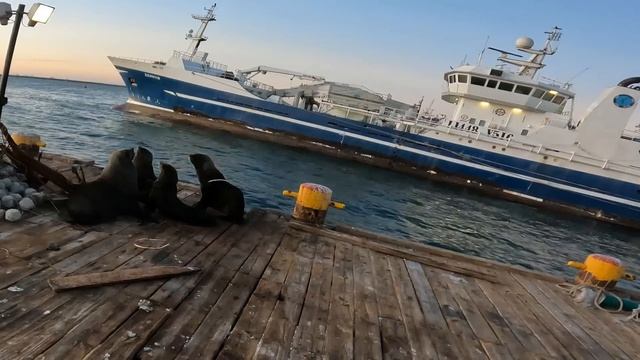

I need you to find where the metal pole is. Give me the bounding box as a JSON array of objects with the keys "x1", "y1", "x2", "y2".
[{"x1": 0, "y1": 4, "x2": 26, "y2": 120}]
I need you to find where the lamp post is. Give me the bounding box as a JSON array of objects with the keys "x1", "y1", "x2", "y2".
[{"x1": 0, "y1": 2, "x2": 54, "y2": 120}]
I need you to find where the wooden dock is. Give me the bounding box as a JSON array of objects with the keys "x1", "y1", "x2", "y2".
[{"x1": 0, "y1": 155, "x2": 639, "y2": 359}]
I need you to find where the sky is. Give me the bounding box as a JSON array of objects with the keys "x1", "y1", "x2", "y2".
[{"x1": 1, "y1": 0, "x2": 639, "y2": 117}]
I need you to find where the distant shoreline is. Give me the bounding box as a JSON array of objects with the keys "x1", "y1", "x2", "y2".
[{"x1": 10, "y1": 74, "x2": 125, "y2": 88}]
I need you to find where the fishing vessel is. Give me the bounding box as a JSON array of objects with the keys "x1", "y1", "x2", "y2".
[{"x1": 109, "y1": 4, "x2": 640, "y2": 227}]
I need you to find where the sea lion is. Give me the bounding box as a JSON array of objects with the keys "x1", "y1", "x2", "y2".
[
  {"x1": 66, "y1": 148, "x2": 148, "y2": 224},
  {"x1": 189, "y1": 153, "x2": 245, "y2": 224},
  {"x1": 133, "y1": 146, "x2": 156, "y2": 203},
  {"x1": 149, "y1": 162, "x2": 216, "y2": 226}
]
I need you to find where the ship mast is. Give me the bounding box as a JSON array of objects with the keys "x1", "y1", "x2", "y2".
[
  {"x1": 185, "y1": 3, "x2": 217, "y2": 57},
  {"x1": 496, "y1": 26, "x2": 562, "y2": 79}
]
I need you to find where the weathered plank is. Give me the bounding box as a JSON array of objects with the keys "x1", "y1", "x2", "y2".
[
  {"x1": 388, "y1": 256, "x2": 438, "y2": 359},
  {"x1": 48, "y1": 266, "x2": 200, "y2": 292},
  {"x1": 323, "y1": 241, "x2": 356, "y2": 360},
  {"x1": 289, "y1": 239, "x2": 336, "y2": 358},
  {"x1": 404, "y1": 260, "x2": 462, "y2": 360},
  {"x1": 253, "y1": 236, "x2": 316, "y2": 359},
  {"x1": 371, "y1": 251, "x2": 412, "y2": 360},
  {"x1": 219, "y1": 233, "x2": 300, "y2": 359},
  {"x1": 352, "y1": 246, "x2": 383, "y2": 360},
  {"x1": 423, "y1": 267, "x2": 489, "y2": 360},
  {"x1": 512, "y1": 274, "x2": 613, "y2": 360}
]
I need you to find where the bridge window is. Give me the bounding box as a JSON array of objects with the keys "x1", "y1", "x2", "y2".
[
  {"x1": 448, "y1": 75, "x2": 456, "y2": 83},
  {"x1": 470, "y1": 76, "x2": 486, "y2": 86},
  {"x1": 468, "y1": 118, "x2": 476, "y2": 124},
  {"x1": 542, "y1": 92, "x2": 555, "y2": 101},
  {"x1": 457, "y1": 74, "x2": 468, "y2": 83},
  {"x1": 498, "y1": 82, "x2": 515, "y2": 92},
  {"x1": 552, "y1": 95, "x2": 566, "y2": 104},
  {"x1": 532, "y1": 89, "x2": 545, "y2": 98},
  {"x1": 478, "y1": 120, "x2": 486, "y2": 126},
  {"x1": 486, "y1": 79, "x2": 498, "y2": 88},
  {"x1": 520, "y1": 129, "x2": 529, "y2": 136},
  {"x1": 514, "y1": 85, "x2": 533, "y2": 95}
]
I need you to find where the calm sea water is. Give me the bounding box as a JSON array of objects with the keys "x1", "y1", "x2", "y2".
[{"x1": 4, "y1": 76, "x2": 639, "y2": 285}]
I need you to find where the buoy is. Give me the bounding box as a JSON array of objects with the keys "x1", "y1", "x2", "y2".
[
  {"x1": 283, "y1": 183, "x2": 345, "y2": 225},
  {"x1": 11, "y1": 132, "x2": 46, "y2": 158},
  {"x1": 567, "y1": 254, "x2": 636, "y2": 289},
  {"x1": 5, "y1": 208, "x2": 21, "y2": 222}
]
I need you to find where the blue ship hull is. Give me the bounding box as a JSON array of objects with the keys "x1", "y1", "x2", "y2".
[{"x1": 115, "y1": 66, "x2": 640, "y2": 225}]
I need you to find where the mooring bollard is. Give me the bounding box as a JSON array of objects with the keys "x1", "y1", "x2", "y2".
[{"x1": 283, "y1": 183, "x2": 345, "y2": 225}]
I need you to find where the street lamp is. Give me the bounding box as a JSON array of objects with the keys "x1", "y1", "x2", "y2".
[{"x1": 0, "y1": 2, "x2": 54, "y2": 119}]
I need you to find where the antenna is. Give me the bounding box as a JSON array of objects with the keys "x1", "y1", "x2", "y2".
[
  {"x1": 477, "y1": 35, "x2": 490, "y2": 65},
  {"x1": 566, "y1": 66, "x2": 589, "y2": 84},
  {"x1": 488, "y1": 47, "x2": 523, "y2": 58}
]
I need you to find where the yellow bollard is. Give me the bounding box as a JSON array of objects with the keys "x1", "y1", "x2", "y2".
[
  {"x1": 283, "y1": 183, "x2": 345, "y2": 225},
  {"x1": 567, "y1": 254, "x2": 636, "y2": 289}
]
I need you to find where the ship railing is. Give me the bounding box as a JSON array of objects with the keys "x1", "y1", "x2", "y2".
[
  {"x1": 118, "y1": 56, "x2": 166, "y2": 65},
  {"x1": 236, "y1": 74, "x2": 274, "y2": 92},
  {"x1": 433, "y1": 123, "x2": 640, "y2": 176},
  {"x1": 173, "y1": 50, "x2": 229, "y2": 72}
]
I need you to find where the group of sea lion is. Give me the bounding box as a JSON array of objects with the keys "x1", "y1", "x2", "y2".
[{"x1": 7, "y1": 140, "x2": 244, "y2": 226}]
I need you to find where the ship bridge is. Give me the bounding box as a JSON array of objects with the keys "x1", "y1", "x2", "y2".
[{"x1": 442, "y1": 65, "x2": 574, "y2": 114}]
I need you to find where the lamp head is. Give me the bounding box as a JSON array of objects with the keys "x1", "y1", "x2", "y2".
[
  {"x1": 27, "y1": 3, "x2": 54, "y2": 27},
  {"x1": 0, "y1": 2, "x2": 12, "y2": 26}
]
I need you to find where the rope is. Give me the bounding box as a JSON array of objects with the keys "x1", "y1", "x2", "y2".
[
  {"x1": 557, "y1": 276, "x2": 625, "y2": 313},
  {"x1": 133, "y1": 238, "x2": 169, "y2": 250},
  {"x1": 624, "y1": 307, "x2": 640, "y2": 322}
]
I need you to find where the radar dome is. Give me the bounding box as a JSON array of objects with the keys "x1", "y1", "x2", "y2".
[{"x1": 515, "y1": 37, "x2": 534, "y2": 49}]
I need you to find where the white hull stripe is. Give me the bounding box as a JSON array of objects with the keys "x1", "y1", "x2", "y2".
[
  {"x1": 126, "y1": 99, "x2": 174, "y2": 113},
  {"x1": 164, "y1": 91, "x2": 640, "y2": 209}
]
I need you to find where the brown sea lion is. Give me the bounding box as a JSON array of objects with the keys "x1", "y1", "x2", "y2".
[
  {"x1": 149, "y1": 162, "x2": 216, "y2": 226},
  {"x1": 133, "y1": 146, "x2": 156, "y2": 203},
  {"x1": 189, "y1": 153, "x2": 245, "y2": 224},
  {"x1": 66, "y1": 148, "x2": 148, "y2": 224}
]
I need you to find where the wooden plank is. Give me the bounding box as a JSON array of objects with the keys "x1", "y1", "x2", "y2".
[
  {"x1": 461, "y1": 278, "x2": 530, "y2": 359},
  {"x1": 174, "y1": 272, "x2": 261, "y2": 359},
  {"x1": 423, "y1": 266, "x2": 489, "y2": 360},
  {"x1": 536, "y1": 280, "x2": 640, "y2": 356},
  {"x1": 529, "y1": 279, "x2": 635, "y2": 359},
  {"x1": 387, "y1": 256, "x2": 438, "y2": 359},
  {"x1": 0, "y1": 289, "x2": 107, "y2": 359},
  {"x1": 33, "y1": 293, "x2": 139, "y2": 359},
  {"x1": 217, "y1": 231, "x2": 301, "y2": 360},
  {"x1": 330, "y1": 224, "x2": 562, "y2": 283},
  {"x1": 253, "y1": 236, "x2": 316, "y2": 359},
  {"x1": 447, "y1": 277, "x2": 499, "y2": 342},
  {"x1": 352, "y1": 247, "x2": 383, "y2": 360},
  {"x1": 371, "y1": 251, "x2": 412, "y2": 359},
  {"x1": 291, "y1": 222, "x2": 502, "y2": 284},
  {"x1": 289, "y1": 239, "x2": 336, "y2": 358},
  {"x1": 480, "y1": 279, "x2": 587, "y2": 360},
  {"x1": 0, "y1": 227, "x2": 158, "y2": 329},
  {"x1": 323, "y1": 241, "x2": 355, "y2": 360},
  {"x1": 48, "y1": 266, "x2": 200, "y2": 292},
  {"x1": 83, "y1": 301, "x2": 173, "y2": 360},
  {"x1": 404, "y1": 260, "x2": 462, "y2": 360},
  {"x1": 140, "y1": 214, "x2": 285, "y2": 359},
  {"x1": 512, "y1": 274, "x2": 613, "y2": 360},
  {"x1": 42, "y1": 212, "x2": 257, "y2": 359}
]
